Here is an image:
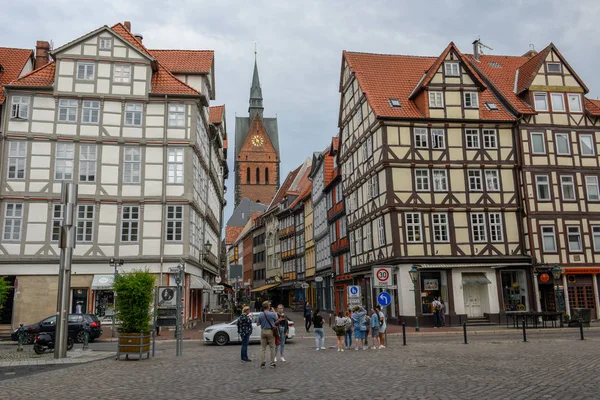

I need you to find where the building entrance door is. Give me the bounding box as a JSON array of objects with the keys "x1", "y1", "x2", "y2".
[
  {"x1": 71, "y1": 288, "x2": 88, "y2": 314},
  {"x1": 463, "y1": 284, "x2": 483, "y2": 317}
]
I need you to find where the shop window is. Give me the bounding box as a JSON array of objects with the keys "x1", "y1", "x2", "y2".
[
  {"x1": 501, "y1": 271, "x2": 528, "y2": 311},
  {"x1": 419, "y1": 271, "x2": 447, "y2": 314}
]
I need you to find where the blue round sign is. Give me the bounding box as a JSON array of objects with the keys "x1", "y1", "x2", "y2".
[
  {"x1": 349, "y1": 286, "x2": 359, "y2": 295},
  {"x1": 377, "y1": 292, "x2": 392, "y2": 307}
]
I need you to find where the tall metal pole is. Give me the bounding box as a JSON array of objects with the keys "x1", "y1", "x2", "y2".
[
  {"x1": 413, "y1": 280, "x2": 420, "y2": 332},
  {"x1": 56, "y1": 183, "x2": 77, "y2": 359}
]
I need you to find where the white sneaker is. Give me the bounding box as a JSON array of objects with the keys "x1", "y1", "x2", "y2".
[
  {"x1": 354, "y1": 347, "x2": 359, "y2": 351},
  {"x1": 372, "y1": 346, "x2": 377, "y2": 350},
  {"x1": 274, "y1": 357, "x2": 278, "y2": 362},
  {"x1": 280, "y1": 357, "x2": 286, "y2": 362},
  {"x1": 379, "y1": 345, "x2": 386, "y2": 349},
  {"x1": 337, "y1": 348, "x2": 341, "y2": 352},
  {"x1": 316, "y1": 348, "x2": 320, "y2": 351},
  {"x1": 320, "y1": 347, "x2": 326, "y2": 350},
  {"x1": 341, "y1": 348, "x2": 344, "y2": 352},
  {"x1": 363, "y1": 346, "x2": 367, "y2": 351}
]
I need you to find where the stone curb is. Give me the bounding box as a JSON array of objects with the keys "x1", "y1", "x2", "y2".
[{"x1": 0, "y1": 351, "x2": 115, "y2": 367}]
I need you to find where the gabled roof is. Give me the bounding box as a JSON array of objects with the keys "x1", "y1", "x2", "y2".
[
  {"x1": 210, "y1": 105, "x2": 225, "y2": 124},
  {"x1": 110, "y1": 23, "x2": 150, "y2": 55},
  {"x1": 235, "y1": 115, "x2": 279, "y2": 156},
  {"x1": 151, "y1": 62, "x2": 201, "y2": 95},
  {"x1": 9, "y1": 61, "x2": 55, "y2": 88},
  {"x1": 514, "y1": 46, "x2": 551, "y2": 94},
  {"x1": 225, "y1": 226, "x2": 244, "y2": 246},
  {"x1": 290, "y1": 179, "x2": 312, "y2": 209},
  {"x1": 585, "y1": 98, "x2": 600, "y2": 117},
  {"x1": 227, "y1": 197, "x2": 267, "y2": 227},
  {"x1": 267, "y1": 165, "x2": 302, "y2": 210},
  {"x1": 151, "y1": 50, "x2": 213, "y2": 74},
  {"x1": 0, "y1": 47, "x2": 33, "y2": 103}
]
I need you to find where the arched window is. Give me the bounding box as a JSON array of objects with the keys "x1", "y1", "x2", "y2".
[
  {"x1": 265, "y1": 168, "x2": 269, "y2": 184},
  {"x1": 246, "y1": 167, "x2": 250, "y2": 183},
  {"x1": 256, "y1": 167, "x2": 260, "y2": 184}
]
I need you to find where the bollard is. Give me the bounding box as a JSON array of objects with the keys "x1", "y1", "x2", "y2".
[
  {"x1": 463, "y1": 322, "x2": 468, "y2": 344},
  {"x1": 579, "y1": 318, "x2": 584, "y2": 340},
  {"x1": 522, "y1": 319, "x2": 527, "y2": 342},
  {"x1": 83, "y1": 321, "x2": 90, "y2": 350},
  {"x1": 402, "y1": 322, "x2": 406, "y2": 346},
  {"x1": 17, "y1": 324, "x2": 24, "y2": 352},
  {"x1": 210, "y1": 318, "x2": 214, "y2": 326}
]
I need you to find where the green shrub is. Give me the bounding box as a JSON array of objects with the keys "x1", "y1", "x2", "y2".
[
  {"x1": 0, "y1": 277, "x2": 9, "y2": 312},
  {"x1": 113, "y1": 270, "x2": 155, "y2": 334}
]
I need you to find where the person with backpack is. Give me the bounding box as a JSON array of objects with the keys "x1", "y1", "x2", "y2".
[
  {"x1": 304, "y1": 302, "x2": 313, "y2": 332},
  {"x1": 256, "y1": 301, "x2": 278, "y2": 368},
  {"x1": 237, "y1": 306, "x2": 253, "y2": 362},
  {"x1": 432, "y1": 297, "x2": 442, "y2": 328}
]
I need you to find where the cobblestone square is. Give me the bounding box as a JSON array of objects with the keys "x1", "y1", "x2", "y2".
[{"x1": 1, "y1": 332, "x2": 599, "y2": 399}]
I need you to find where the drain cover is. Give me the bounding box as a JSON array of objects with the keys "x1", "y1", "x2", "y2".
[{"x1": 254, "y1": 388, "x2": 288, "y2": 394}]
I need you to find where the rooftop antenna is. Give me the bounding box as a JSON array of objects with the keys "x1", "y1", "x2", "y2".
[
  {"x1": 253, "y1": 40, "x2": 257, "y2": 59},
  {"x1": 477, "y1": 37, "x2": 493, "y2": 54},
  {"x1": 473, "y1": 36, "x2": 493, "y2": 61}
]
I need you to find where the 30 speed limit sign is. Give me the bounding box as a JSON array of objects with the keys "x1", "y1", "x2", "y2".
[{"x1": 373, "y1": 266, "x2": 392, "y2": 288}]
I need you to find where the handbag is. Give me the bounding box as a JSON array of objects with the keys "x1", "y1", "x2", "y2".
[{"x1": 264, "y1": 312, "x2": 279, "y2": 338}]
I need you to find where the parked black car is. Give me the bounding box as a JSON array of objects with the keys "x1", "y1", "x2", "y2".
[{"x1": 11, "y1": 314, "x2": 102, "y2": 344}]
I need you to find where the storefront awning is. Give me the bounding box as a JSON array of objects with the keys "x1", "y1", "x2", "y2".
[
  {"x1": 462, "y1": 273, "x2": 492, "y2": 285},
  {"x1": 250, "y1": 283, "x2": 280, "y2": 293},
  {"x1": 91, "y1": 275, "x2": 115, "y2": 290},
  {"x1": 190, "y1": 275, "x2": 212, "y2": 290},
  {"x1": 419, "y1": 263, "x2": 530, "y2": 270}
]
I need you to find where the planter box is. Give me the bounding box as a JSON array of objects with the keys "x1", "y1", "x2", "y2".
[{"x1": 117, "y1": 332, "x2": 151, "y2": 360}]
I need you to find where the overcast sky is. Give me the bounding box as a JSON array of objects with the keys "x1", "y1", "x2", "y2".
[{"x1": 3, "y1": 0, "x2": 600, "y2": 225}]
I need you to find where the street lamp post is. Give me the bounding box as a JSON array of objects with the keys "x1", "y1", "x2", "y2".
[
  {"x1": 552, "y1": 264, "x2": 563, "y2": 328},
  {"x1": 200, "y1": 240, "x2": 213, "y2": 311},
  {"x1": 109, "y1": 258, "x2": 124, "y2": 338},
  {"x1": 409, "y1": 265, "x2": 420, "y2": 332}
]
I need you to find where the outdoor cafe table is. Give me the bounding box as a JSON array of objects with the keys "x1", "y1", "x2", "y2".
[{"x1": 505, "y1": 311, "x2": 562, "y2": 329}]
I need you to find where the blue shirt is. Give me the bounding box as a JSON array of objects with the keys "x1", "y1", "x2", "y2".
[
  {"x1": 370, "y1": 312, "x2": 380, "y2": 329},
  {"x1": 258, "y1": 311, "x2": 277, "y2": 329}
]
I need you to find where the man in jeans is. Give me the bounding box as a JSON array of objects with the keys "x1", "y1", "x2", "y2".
[{"x1": 257, "y1": 301, "x2": 278, "y2": 368}]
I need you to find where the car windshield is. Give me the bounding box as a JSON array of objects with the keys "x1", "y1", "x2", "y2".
[{"x1": 42, "y1": 316, "x2": 56, "y2": 325}]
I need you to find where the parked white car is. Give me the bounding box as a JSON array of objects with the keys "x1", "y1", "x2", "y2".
[{"x1": 203, "y1": 312, "x2": 296, "y2": 346}]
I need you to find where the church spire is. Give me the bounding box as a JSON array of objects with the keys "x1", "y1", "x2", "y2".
[{"x1": 249, "y1": 44, "x2": 264, "y2": 120}]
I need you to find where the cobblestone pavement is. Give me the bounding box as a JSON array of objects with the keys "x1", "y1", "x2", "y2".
[{"x1": 1, "y1": 333, "x2": 600, "y2": 399}]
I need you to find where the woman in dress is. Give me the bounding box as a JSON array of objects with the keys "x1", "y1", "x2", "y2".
[{"x1": 334, "y1": 312, "x2": 347, "y2": 351}]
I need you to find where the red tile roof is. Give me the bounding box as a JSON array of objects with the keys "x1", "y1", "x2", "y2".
[
  {"x1": 226, "y1": 226, "x2": 244, "y2": 246},
  {"x1": 152, "y1": 50, "x2": 213, "y2": 74},
  {"x1": 586, "y1": 98, "x2": 600, "y2": 116},
  {"x1": 290, "y1": 179, "x2": 312, "y2": 209},
  {"x1": 111, "y1": 23, "x2": 149, "y2": 55},
  {"x1": 151, "y1": 62, "x2": 200, "y2": 95},
  {"x1": 328, "y1": 137, "x2": 339, "y2": 156},
  {"x1": 324, "y1": 147, "x2": 335, "y2": 186},
  {"x1": 9, "y1": 61, "x2": 55, "y2": 88},
  {"x1": 0, "y1": 47, "x2": 33, "y2": 103},
  {"x1": 515, "y1": 46, "x2": 551, "y2": 94},
  {"x1": 268, "y1": 165, "x2": 302, "y2": 211},
  {"x1": 210, "y1": 105, "x2": 225, "y2": 124}
]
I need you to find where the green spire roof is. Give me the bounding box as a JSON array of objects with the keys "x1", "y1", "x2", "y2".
[{"x1": 249, "y1": 57, "x2": 264, "y2": 118}]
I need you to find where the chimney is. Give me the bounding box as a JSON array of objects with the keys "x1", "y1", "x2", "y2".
[
  {"x1": 124, "y1": 21, "x2": 131, "y2": 31},
  {"x1": 134, "y1": 33, "x2": 143, "y2": 43},
  {"x1": 35, "y1": 41, "x2": 50, "y2": 69},
  {"x1": 472, "y1": 39, "x2": 480, "y2": 62}
]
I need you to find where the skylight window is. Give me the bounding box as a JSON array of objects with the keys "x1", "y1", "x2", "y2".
[
  {"x1": 487, "y1": 62, "x2": 501, "y2": 69},
  {"x1": 389, "y1": 98, "x2": 402, "y2": 108},
  {"x1": 485, "y1": 102, "x2": 498, "y2": 110}
]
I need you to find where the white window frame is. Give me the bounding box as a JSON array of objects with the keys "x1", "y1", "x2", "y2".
[
  {"x1": 79, "y1": 144, "x2": 97, "y2": 182},
  {"x1": 414, "y1": 128, "x2": 428, "y2": 148},
  {"x1": 530, "y1": 132, "x2": 546, "y2": 154},
  {"x1": 560, "y1": 175, "x2": 576, "y2": 201},
  {"x1": 555, "y1": 133, "x2": 571, "y2": 155},
  {"x1": 168, "y1": 104, "x2": 185, "y2": 127},
  {"x1": 377, "y1": 217, "x2": 385, "y2": 247},
  {"x1": 121, "y1": 205, "x2": 140, "y2": 243},
  {"x1": 489, "y1": 212, "x2": 503, "y2": 242},
  {"x1": 99, "y1": 37, "x2": 112, "y2": 50},
  {"x1": 586, "y1": 176, "x2": 600, "y2": 201},
  {"x1": 541, "y1": 226, "x2": 557, "y2": 252},
  {"x1": 470, "y1": 213, "x2": 487, "y2": 243},
  {"x1": 547, "y1": 62, "x2": 562, "y2": 73},
  {"x1": 415, "y1": 169, "x2": 430, "y2": 191},
  {"x1": 464, "y1": 92, "x2": 479, "y2": 108},
  {"x1": 444, "y1": 62, "x2": 460, "y2": 76},
  {"x1": 483, "y1": 129, "x2": 497, "y2": 149},
  {"x1": 11, "y1": 96, "x2": 30, "y2": 119},
  {"x1": 82, "y1": 100, "x2": 100, "y2": 124},
  {"x1": 123, "y1": 147, "x2": 142, "y2": 184},
  {"x1": 58, "y1": 99, "x2": 78, "y2": 123},
  {"x1": 551, "y1": 93, "x2": 565, "y2": 112},
  {"x1": 3, "y1": 203, "x2": 23, "y2": 241},
  {"x1": 468, "y1": 170, "x2": 482, "y2": 191},
  {"x1": 51, "y1": 203, "x2": 63, "y2": 242},
  {"x1": 431, "y1": 128, "x2": 445, "y2": 149},
  {"x1": 536, "y1": 175, "x2": 551, "y2": 201},
  {"x1": 167, "y1": 148, "x2": 184, "y2": 184},
  {"x1": 55, "y1": 142, "x2": 74, "y2": 181},
  {"x1": 579, "y1": 134, "x2": 595, "y2": 156},
  {"x1": 405, "y1": 213, "x2": 422, "y2": 243},
  {"x1": 364, "y1": 223, "x2": 372, "y2": 251},
  {"x1": 567, "y1": 226, "x2": 583, "y2": 252},
  {"x1": 356, "y1": 227, "x2": 363, "y2": 254},
  {"x1": 429, "y1": 91, "x2": 444, "y2": 108},
  {"x1": 533, "y1": 93, "x2": 548, "y2": 111},
  {"x1": 166, "y1": 205, "x2": 184, "y2": 242},
  {"x1": 369, "y1": 175, "x2": 379, "y2": 198},
  {"x1": 432, "y1": 169, "x2": 448, "y2": 192},
  {"x1": 432, "y1": 213, "x2": 449, "y2": 243},
  {"x1": 7, "y1": 141, "x2": 26, "y2": 180},
  {"x1": 465, "y1": 129, "x2": 480, "y2": 149},
  {"x1": 76, "y1": 62, "x2": 95, "y2": 80},
  {"x1": 124, "y1": 103, "x2": 143, "y2": 126},
  {"x1": 592, "y1": 226, "x2": 600, "y2": 252},
  {"x1": 113, "y1": 64, "x2": 131, "y2": 84},
  {"x1": 568, "y1": 93, "x2": 582, "y2": 113},
  {"x1": 485, "y1": 170, "x2": 500, "y2": 191},
  {"x1": 76, "y1": 204, "x2": 94, "y2": 243}
]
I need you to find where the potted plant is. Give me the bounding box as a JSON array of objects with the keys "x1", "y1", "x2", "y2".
[
  {"x1": 563, "y1": 313, "x2": 570, "y2": 324},
  {"x1": 113, "y1": 269, "x2": 155, "y2": 360}
]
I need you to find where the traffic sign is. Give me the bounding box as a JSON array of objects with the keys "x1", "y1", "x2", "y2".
[
  {"x1": 348, "y1": 285, "x2": 360, "y2": 298},
  {"x1": 157, "y1": 286, "x2": 177, "y2": 307},
  {"x1": 377, "y1": 291, "x2": 392, "y2": 307},
  {"x1": 373, "y1": 266, "x2": 392, "y2": 288}
]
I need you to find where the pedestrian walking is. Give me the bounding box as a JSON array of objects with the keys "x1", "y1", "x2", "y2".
[
  {"x1": 304, "y1": 302, "x2": 313, "y2": 332},
  {"x1": 370, "y1": 307, "x2": 380, "y2": 349},
  {"x1": 274, "y1": 304, "x2": 290, "y2": 362},
  {"x1": 334, "y1": 312, "x2": 346, "y2": 351},
  {"x1": 376, "y1": 305, "x2": 386, "y2": 348},
  {"x1": 351, "y1": 306, "x2": 367, "y2": 350},
  {"x1": 344, "y1": 311, "x2": 353, "y2": 349},
  {"x1": 432, "y1": 297, "x2": 442, "y2": 328},
  {"x1": 312, "y1": 308, "x2": 325, "y2": 350},
  {"x1": 439, "y1": 299, "x2": 446, "y2": 327},
  {"x1": 257, "y1": 301, "x2": 278, "y2": 368},
  {"x1": 237, "y1": 306, "x2": 253, "y2": 362}
]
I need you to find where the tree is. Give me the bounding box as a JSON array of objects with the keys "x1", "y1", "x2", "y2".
[
  {"x1": 113, "y1": 270, "x2": 155, "y2": 334},
  {"x1": 0, "y1": 277, "x2": 9, "y2": 312}
]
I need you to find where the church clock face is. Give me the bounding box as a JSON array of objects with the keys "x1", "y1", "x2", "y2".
[{"x1": 252, "y1": 134, "x2": 264, "y2": 147}]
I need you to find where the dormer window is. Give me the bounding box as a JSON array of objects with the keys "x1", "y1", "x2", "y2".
[
  {"x1": 388, "y1": 98, "x2": 401, "y2": 108},
  {"x1": 464, "y1": 92, "x2": 479, "y2": 108},
  {"x1": 550, "y1": 93, "x2": 565, "y2": 112},
  {"x1": 429, "y1": 92, "x2": 444, "y2": 108},
  {"x1": 485, "y1": 102, "x2": 498, "y2": 110},
  {"x1": 533, "y1": 92, "x2": 548, "y2": 111},
  {"x1": 444, "y1": 62, "x2": 460, "y2": 77},
  {"x1": 547, "y1": 62, "x2": 562, "y2": 73}
]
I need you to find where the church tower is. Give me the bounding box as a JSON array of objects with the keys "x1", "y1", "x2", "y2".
[{"x1": 234, "y1": 55, "x2": 280, "y2": 207}]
